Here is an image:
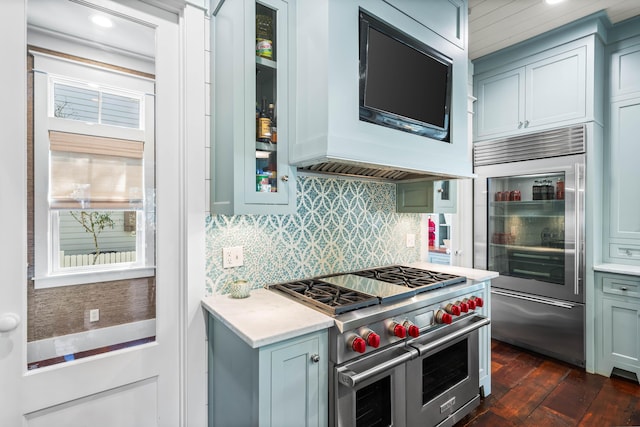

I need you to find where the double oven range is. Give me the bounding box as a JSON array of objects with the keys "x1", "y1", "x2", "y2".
[{"x1": 269, "y1": 265, "x2": 490, "y2": 427}]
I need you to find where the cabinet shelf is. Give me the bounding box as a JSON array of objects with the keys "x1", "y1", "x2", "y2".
[
  {"x1": 489, "y1": 243, "x2": 565, "y2": 253},
  {"x1": 490, "y1": 200, "x2": 565, "y2": 207},
  {"x1": 256, "y1": 56, "x2": 276, "y2": 69},
  {"x1": 490, "y1": 214, "x2": 563, "y2": 219},
  {"x1": 256, "y1": 141, "x2": 277, "y2": 152}
]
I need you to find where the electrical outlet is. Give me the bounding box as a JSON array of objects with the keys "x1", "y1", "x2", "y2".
[
  {"x1": 406, "y1": 234, "x2": 416, "y2": 248},
  {"x1": 223, "y1": 246, "x2": 244, "y2": 268},
  {"x1": 89, "y1": 309, "x2": 100, "y2": 322}
]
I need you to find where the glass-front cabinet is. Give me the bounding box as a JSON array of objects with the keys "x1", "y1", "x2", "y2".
[{"x1": 211, "y1": 0, "x2": 296, "y2": 215}]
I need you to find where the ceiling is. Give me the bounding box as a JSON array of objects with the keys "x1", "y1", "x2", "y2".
[
  {"x1": 27, "y1": 0, "x2": 155, "y2": 59},
  {"x1": 468, "y1": 0, "x2": 640, "y2": 60},
  {"x1": 27, "y1": 0, "x2": 640, "y2": 65}
]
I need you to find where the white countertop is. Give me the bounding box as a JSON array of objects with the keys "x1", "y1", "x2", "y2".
[
  {"x1": 594, "y1": 263, "x2": 640, "y2": 277},
  {"x1": 408, "y1": 261, "x2": 499, "y2": 282},
  {"x1": 201, "y1": 263, "x2": 498, "y2": 349},
  {"x1": 201, "y1": 288, "x2": 334, "y2": 349}
]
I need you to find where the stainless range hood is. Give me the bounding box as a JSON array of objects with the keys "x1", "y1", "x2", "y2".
[{"x1": 297, "y1": 161, "x2": 458, "y2": 182}]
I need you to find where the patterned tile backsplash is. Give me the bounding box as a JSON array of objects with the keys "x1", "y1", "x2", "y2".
[{"x1": 205, "y1": 175, "x2": 421, "y2": 295}]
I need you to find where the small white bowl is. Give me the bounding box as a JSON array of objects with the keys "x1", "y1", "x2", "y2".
[{"x1": 230, "y1": 280, "x2": 251, "y2": 299}]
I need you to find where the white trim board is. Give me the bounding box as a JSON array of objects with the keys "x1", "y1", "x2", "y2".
[{"x1": 27, "y1": 319, "x2": 156, "y2": 364}]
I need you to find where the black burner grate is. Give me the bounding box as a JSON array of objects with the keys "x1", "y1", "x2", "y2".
[
  {"x1": 271, "y1": 279, "x2": 379, "y2": 315},
  {"x1": 352, "y1": 265, "x2": 466, "y2": 293}
]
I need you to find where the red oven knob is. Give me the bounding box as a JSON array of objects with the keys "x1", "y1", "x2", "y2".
[
  {"x1": 390, "y1": 323, "x2": 407, "y2": 338},
  {"x1": 406, "y1": 323, "x2": 420, "y2": 338},
  {"x1": 363, "y1": 330, "x2": 381, "y2": 348},
  {"x1": 435, "y1": 310, "x2": 452, "y2": 325},
  {"x1": 350, "y1": 336, "x2": 366, "y2": 354},
  {"x1": 455, "y1": 300, "x2": 469, "y2": 313},
  {"x1": 444, "y1": 303, "x2": 461, "y2": 316},
  {"x1": 471, "y1": 296, "x2": 484, "y2": 307},
  {"x1": 463, "y1": 298, "x2": 476, "y2": 310}
]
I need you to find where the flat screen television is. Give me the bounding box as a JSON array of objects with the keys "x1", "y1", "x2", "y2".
[{"x1": 359, "y1": 10, "x2": 453, "y2": 142}]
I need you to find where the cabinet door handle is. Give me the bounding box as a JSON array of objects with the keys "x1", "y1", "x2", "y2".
[
  {"x1": 518, "y1": 121, "x2": 523, "y2": 129},
  {"x1": 524, "y1": 120, "x2": 530, "y2": 127},
  {"x1": 281, "y1": 175, "x2": 289, "y2": 182},
  {"x1": 620, "y1": 286, "x2": 628, "y2": 291},
  {"x1": 310, "y1": 354, "x2": 320, "y2": 363}
]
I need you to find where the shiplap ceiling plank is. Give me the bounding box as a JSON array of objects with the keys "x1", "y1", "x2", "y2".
[{"x1": 469, "y1": 0, "x2": 640, "y2": 59}]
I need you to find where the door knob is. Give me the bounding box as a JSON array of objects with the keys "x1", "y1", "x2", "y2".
[{"x1": 0, "y1": 313, "x2": 20, "y2": 333}]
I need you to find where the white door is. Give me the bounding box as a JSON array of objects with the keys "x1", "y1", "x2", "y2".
[{"x1": 0, "y1": 1, "x2": 183, "y2": 425}]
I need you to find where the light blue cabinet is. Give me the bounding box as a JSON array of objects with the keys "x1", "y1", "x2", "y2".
[
  {"x1": 474, "y1": 67, "x2": 525, "y2": 138},
  {"x1": 604, "y1": 36, "x2": 640, "y2": 265},
  {"x1": 476, "y1": 281, "x2": 492, "y2": 396},
  {"x1": 258, "y1": 331, "x2": 328, "y2": 426},
  {"x1": 434, "y1": 180, "x2": 457, "y2": 213},
  {"x1": 428, "y1": 252, "x2": 450, "y2": 265},
  {"x1": 383, "y1": 0, "x2": 466, "y2": 48},
  {"x1": 606, "y1": 97, "x2": 640, "y2": 262},
  {"x1": 211, "y1": 0, "x2": 296, "y2": 215},
  {"x1": 396, "y1": 180, "x2": 457, "y2": 213},
  {"x1": 475, "y1": 42, "x2": 589, "y2": 140},
  {"x1": 208, "y1": 315, "x2": 328, "y2": 427},
  {"x1": 396, "y1": 181, "x2": 434, "y2": 213},
  {"x1": 595, "y1": 273, "x2": 640, "y2": 382}
]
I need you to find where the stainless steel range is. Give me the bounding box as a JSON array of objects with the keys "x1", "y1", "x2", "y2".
[{"x1": 269, "y1": 265, "x2": 490, "y2": 427}]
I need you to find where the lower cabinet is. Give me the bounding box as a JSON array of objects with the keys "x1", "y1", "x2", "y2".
[
  {"x1": 208, "y1": 315, "x2": 329, "y2": 427},
  {"x1": 595, "y1": 273, "x2": 640, "y2": 382},
  {"x1": 428, "y1": 252, "x2": 450, "y2": 265},
  {"x1": 477, "y1": 281, "x2": 492, "y2": 396}
]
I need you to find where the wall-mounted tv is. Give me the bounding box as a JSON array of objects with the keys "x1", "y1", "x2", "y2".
[{"x1": 359, "y1": 10, "x2": 453, "y2": 142}]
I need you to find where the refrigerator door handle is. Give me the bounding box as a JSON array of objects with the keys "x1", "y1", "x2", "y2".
[
  {"x1": 574, "y1": 163, "x2": 581, "y2": 296},
  {"x1": 491, "y1": 289, "x2": 576, "y2": 309}
]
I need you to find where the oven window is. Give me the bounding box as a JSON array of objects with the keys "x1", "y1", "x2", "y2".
[
  {"x1": 422, "y1": 339, "x2": 468, "y2": 404},
  {"x1": 356, "y1": 375, "x2": 391, "y2": 427}
]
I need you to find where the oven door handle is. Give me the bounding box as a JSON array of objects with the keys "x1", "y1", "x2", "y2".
[
  {"x1": 336, "y1": 349, "x2": 416, "y2": 388},
  {"x1": 411, "y1": 315, "x2": 490, "y2": 356}
]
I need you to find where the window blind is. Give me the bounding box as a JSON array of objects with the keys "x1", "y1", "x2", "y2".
[{"x1": 49, "y1": 131, "x2": 144, "y2": 209}]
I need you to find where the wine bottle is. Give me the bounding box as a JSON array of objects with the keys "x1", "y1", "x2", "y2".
[{"x1": 268, "y1": 103, "x2": 277, "y2": 143}]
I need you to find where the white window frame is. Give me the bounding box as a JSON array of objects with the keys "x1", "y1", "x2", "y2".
[
  {"x1": 49, "y1": 75, "x2": 146, "y2": 130},
  {"x1": 32, "y1": 52, "x2": 156, "y2": 289}
]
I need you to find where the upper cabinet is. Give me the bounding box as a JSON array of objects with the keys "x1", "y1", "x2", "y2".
[
  {"x1": 211, "y1": 0, "x2": 296, "y2": 215},
  {"x1": 383, "y1": 0, "x2": 466, "y2": 49},
  {"x1": 434, "y1": 180, "x2": 457, "y2": 213},
  {"x1": 396, "y1": 180, "x2": 457, "y2": 213},
  {"x1": 603, "y1": 32, "x2": 640, "y2": 265},
  {"x1": 473, "y1": 17, "x2": 606, "y2": 142},
  {"x1": 292, "y1": 0, "x2": 473, "y2": 180}
]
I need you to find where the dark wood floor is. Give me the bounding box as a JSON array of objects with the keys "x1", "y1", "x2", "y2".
[{"x1": 456, "y1": 340, "x2": 640, "y2": 427}]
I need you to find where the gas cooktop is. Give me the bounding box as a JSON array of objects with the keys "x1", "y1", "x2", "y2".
[
  {"x1": 270, "y1": 278, "x2": 380, "y2": 315},
  {"x1": 270, "y1": 265, "x2": 467, "y2": 316},
  {"x1": 351, "y1": 265, "x2": 465, "y2": 290}
]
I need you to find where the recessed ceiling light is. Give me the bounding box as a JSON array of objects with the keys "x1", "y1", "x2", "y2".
[
  {"x1": 90, "y1": 14, "x2": 113, "y2": 28},
  {"x1": 545, "y1": 0, "x2": 565, "y2": 4}
]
